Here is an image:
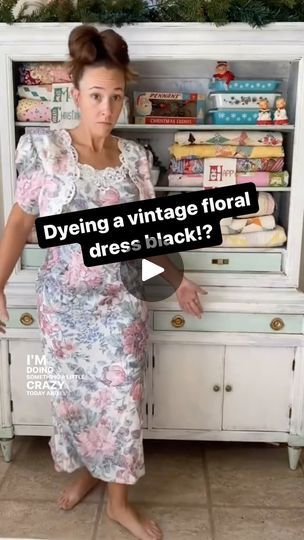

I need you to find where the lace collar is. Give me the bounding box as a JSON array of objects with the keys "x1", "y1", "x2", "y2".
[
  {"x1": 61, "y1": 129, "x2": 127, "y2": 175},
  {"x1": 42, "y1": 128, "x2": 154, "y2": 215}
]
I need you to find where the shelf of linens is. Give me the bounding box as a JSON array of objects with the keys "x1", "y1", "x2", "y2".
[
  {"x1": 15, "y1": 122, "x2": 296, "y2": 132},
  {"x1": 154, "y1": 186, "x2": 291, "y2": 192}
]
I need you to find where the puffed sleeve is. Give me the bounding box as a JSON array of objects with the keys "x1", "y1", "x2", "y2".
[{"x1": 14, "y1": 133, "x2": 43, "y2": 216}]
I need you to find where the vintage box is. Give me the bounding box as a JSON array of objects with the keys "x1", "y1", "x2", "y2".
[{"x1": 134, "y1": 91, "x2": 205, "y2": 124}]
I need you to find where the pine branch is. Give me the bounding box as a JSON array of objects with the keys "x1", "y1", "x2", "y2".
[{"x1": 0, "y1": 0, "x2": 18, "y2": 23}]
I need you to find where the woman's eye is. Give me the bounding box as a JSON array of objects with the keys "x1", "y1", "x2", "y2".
[
  {"x1": 113, "y1": 95, "x2": 123, "y2": 102},
  {"x1": 92, "y1": 94, "x2": 101, "y2": 101}
]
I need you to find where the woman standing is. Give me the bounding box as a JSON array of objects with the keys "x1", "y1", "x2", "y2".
[{"x1": 0, "y1": 25, "x2": 206, "y2": 540}]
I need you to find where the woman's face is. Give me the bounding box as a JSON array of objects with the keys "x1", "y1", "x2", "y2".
[{"x1": 72, "y1": 65, "x2": 125, "y2": 135}]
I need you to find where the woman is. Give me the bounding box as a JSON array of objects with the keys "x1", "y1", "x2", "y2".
[{"x1": 0, "y1": 25, "x2": 206, "y2": 540}]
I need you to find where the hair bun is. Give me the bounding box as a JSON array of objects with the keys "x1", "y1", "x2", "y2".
[
  {"x1": 99, "y1": 29, "x2": 129, "y2": 67},
  {"x1": 68, "y1": 25, "x2": 105, "y2": 65},
  {"x1": 67, "y1": 24, "x2": 136, "y2": 89}
]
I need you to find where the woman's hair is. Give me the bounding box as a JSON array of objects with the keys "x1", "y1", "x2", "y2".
[{"x1": 67, "y1": 24, "x2": 138, "y2": 88}]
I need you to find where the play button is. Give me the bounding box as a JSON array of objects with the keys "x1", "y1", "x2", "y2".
[
  {"x1": 120, "y1": 252, "x2": 184, "y2": 302},
  {"x1": 142, "y1": 259, "x2": 164, "y2": 282}
]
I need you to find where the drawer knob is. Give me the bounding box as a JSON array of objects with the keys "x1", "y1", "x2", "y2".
[
  {"x1": 171, "y1": 315, "x2": 185, "y2": 328},
  {"x1": 225, "y1": 385, "x2": 233, "y2": 392},
  {"x1": 212, "y1": 258, "x2": 229, "y2": 265},
  {"x1": 270, "y1": 317, "x2": 284, "y2": 331},
  {"x1": 20, "y1": 312, "x2": 34, "y2": 326},
  {"x1": 213, "y1": 385, "x2": 221, "y2": 392}
]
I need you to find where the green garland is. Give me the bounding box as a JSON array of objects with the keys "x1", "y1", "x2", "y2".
[{"x1": 1, "y1": 0, "x2": 304, "y2": 26}]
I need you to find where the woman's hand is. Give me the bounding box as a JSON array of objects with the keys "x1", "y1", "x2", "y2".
[
  {"x1": 0, "y1": 289, "x2": 9, "y2": 335},
  {"x1": 175, "y1": 277, "x2": 207, "y2": 318}
]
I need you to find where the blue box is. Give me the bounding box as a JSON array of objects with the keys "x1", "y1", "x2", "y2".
[
  {"x1": 209, "y1": 80, "x2": 281, "y2": 93},
  {"x1": 208, "y1": 109, "x2": 259, "y2": 125}
]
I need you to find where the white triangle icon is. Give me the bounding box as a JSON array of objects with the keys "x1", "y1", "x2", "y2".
[{"x1": 142, "y1": 259, "x2": 164, "y2": 282}]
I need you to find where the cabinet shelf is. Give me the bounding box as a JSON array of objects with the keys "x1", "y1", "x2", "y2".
[
  {"x1": 15, "y1": 122, "x2": 295, "y2": 132},
  {"x1": 154, "y1": 186, "x2": 291, "y2": 192}
]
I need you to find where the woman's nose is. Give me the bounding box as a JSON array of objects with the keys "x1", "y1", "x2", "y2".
[{"x1": 100, "y1": 99, "x2": 113, "y2": 118}]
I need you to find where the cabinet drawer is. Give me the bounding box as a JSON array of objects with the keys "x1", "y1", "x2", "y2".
[
  {"x1": 6, "y1": 309, "x2": 39, "y2": 329},
  {"x1": 182, "y1": 251, "x2": 282, "y2": 273},
  {"x1": 21, "y1": 247, "x2": 46, "y2": 269},
  {"x1": 153, "y1": 311, "x2": 303, "y2": 334}
]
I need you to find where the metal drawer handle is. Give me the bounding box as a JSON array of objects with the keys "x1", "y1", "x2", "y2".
[
  {"x1": 225, "y1": 385, "x2": 233, "y2": 392},
  {"x1": 213, "y1": 385, "x2": 221, "y2": 392},
  {"x1": 20, "y1": 312, "x2": 34, "y2": 326},
  {"x1": 171, "y1": 315, "x2": 185, "y2": 328},
  {"x1": 212, "y1": 258, "x2": 229, "y2": 265},
  {"x1": 270, "y1": 317, "x2": 284, "y2": 331}
]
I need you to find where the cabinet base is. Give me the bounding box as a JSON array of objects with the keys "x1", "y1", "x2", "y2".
[
  {"x1": 288, "y1": 445, "x2": 303, "y2": 470},
  {"x1": 0, "y1": 437, "x2": 14, "y2": 462}
]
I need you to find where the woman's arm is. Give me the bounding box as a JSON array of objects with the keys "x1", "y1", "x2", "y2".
[
  {"x1": 0, "y1": 204, "x2": 37, "y2": 332},
  {"x1": 0, "y1": 203, "x2": 36, "y2": 289},
  {"x1": 146, "y1": 254, "x2": 207, "y2": 318}
]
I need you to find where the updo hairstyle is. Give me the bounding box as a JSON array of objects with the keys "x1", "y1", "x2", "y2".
[{"x1": 67, "y1": 24, "x2": 138, "y2": 89}]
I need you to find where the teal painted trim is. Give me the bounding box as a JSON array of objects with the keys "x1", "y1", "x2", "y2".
[
  {"x1": 182, "y1": 251, "x2": 282, "y2": 272},
  {"x1": 6, "y1": 309, "x2": 39, "y2": 329},
  {"x1": 154, "y1": 312, "x2": 303, "y2": 334},
  {"x1": 21, "y1": 248, "x2": 282, "y2": 273},
  {"x1": 21, "y1": 248, "x2": 46, "y2": 268}
]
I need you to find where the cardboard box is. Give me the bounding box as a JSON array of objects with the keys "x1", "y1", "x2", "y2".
[{"x1": 134, "y1": 92, "x2": 205, "y2": 124}]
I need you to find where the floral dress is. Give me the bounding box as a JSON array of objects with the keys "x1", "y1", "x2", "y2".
[{"x1": 14, "y1": 129, "x2": 155, "y2": 484}]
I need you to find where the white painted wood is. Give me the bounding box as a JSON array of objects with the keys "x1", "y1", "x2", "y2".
[
  {"x1": 152, "y1": 343, "x2": 224, "y2": 429},
  {"x1": 0, "y1": 23, "x2": 304, "y2": 288},
  {"x1": 0, "y1": 23, "x2": 303, "y2": 467},
  {"x1": 0, "y1": 439, "x2": 13, "y2": 462},
  {"x1": 143, "y1": 429, "x2": 289, "y2": 443},
  {"x1": 223, "y1": 346, "x2": 294, "y2": 431},
  {"x1": 0, "y1": 340, "x2": 13, "y2": 433},
  {"x1": 287, "y1": 446, "x2": 302, "y2": 470},
  {"x1": 9, "y1": 340, "x2": 52, "y2": 425}
]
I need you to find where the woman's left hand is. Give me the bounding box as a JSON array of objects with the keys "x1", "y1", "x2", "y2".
[{"x1": 175, "y1": 277, "x2": 207, "y2": 319}]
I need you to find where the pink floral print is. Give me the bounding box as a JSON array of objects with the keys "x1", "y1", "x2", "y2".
[{"x1": 15, "y1": 129, "x2": 155, "y2": 483}]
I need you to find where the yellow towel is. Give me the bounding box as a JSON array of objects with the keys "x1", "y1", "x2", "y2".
[
  {"x1": 169, "y1": 144, "x2": 284, "y2": 160},
  {"x1": 220, "y1": 225, "x2": 287, "y2": 247}
]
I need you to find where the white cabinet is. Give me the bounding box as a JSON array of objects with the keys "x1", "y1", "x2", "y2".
[
  {"x1": 223, "y1": 346, "x2": 294, "y2": 432},
  {"x1": 151, "y1": 343, "x2": 295, "y2": 434},
  {"x1": 151, "y1": 343, "x2": 224, "y2": 430},
  {"x1": 9, "y1": 340, "x2": 52, "y2": 427},
  {"x1": 0, "y1": 23, "x2": 304, "y2": 470}
]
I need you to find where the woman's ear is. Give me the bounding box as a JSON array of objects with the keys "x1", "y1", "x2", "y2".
[{"x1": 70, "y1": 86, "x2": 80, "y2": 107}]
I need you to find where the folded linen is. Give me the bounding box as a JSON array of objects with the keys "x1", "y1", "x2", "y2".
[
  {"x1": 168, "y1": 174, "x2": 204, "y2": 186},
  {"x1": 241, "y1": 192, "x2": 275, "y2": 218},
  {"x1": 169, "y1": 144, "x2": 284, "y2": 160},
  {"x1": 235, "y1": 157, "x2": 284, "y2": 172},
  {"x1": 17, "y1": 84, "x2": 53, "y2": 101},
  {"x1": 219, "y1": 225, "x2": 287, "y2": 247},
  {"x1": 221, "y1": 215, "x2": 276, "y2": 235},
  {"x1": 174, "y1": 130, "x2": 283, "y2": 147},
  {"x1": 167, "y1": 171, "x2": 288, "y2": 188},
  {"x1": 237, "y1": 171, "x2": 289, "y2": 187},
  {"x1": 16, "y1": 99, "x2": 51, "y2": 122},
  {"x1": 19, "y1": 62, "x2": 71, "y2": 84},
  {"x1": 169, "y1": 157, "x2": 284, "y2": 174}
]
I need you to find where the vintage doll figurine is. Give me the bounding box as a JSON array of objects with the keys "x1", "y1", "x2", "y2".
[
  {"x1": 213, "y1": 61, "x2": 235, "y2": 86},
  {"x1": 256, "y1": 98, "x2": 273, "y2": 125},
  {"x1": 273, "y1": 97, "x2": 289, "y2": 125}
]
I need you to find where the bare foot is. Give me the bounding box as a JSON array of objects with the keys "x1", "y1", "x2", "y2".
[
  {"x1": 58, "y1": 469, "x2": 100, "y2": 510},
  {"x1": 106, "y1": 501, "x2": 162, "y2": 540}
]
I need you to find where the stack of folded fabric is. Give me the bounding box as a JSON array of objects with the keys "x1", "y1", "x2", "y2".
[
  {"x1": 220, "y1": 192, "x2": 286, "y2": 247},
  {"x1": 168, "y1": 130, "x2": 288, "y2": 188},
  {"x1": 16, "y1": 62, "x2": 71, "y2": 123},
  {"x1": 168, "y1": 130, "x2": 287, "y2": 247}
]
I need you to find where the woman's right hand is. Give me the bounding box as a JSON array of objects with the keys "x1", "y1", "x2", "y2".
[{"x1": 0, "y1": 289, "x2": 9, "y2": 334}]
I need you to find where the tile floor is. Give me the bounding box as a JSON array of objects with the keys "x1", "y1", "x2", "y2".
[{"x1": 0, "y1": 437, "x2": 303, "y2": 539}]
